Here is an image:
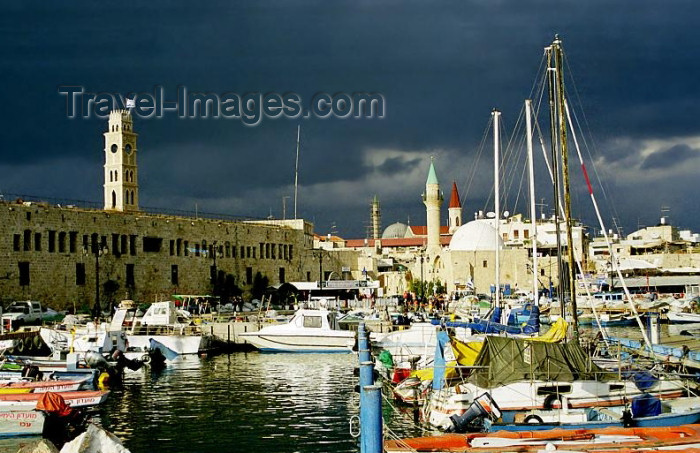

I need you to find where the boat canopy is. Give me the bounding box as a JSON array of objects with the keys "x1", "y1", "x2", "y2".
[{"x1": 469, "y1": 335, "x2": 612, "y2": 389}]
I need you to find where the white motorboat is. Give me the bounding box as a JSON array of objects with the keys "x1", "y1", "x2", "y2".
[
  {"x1": 39, "y1": 322, "x2": 127, "y2": 355},
  {"x1": 239, "y1": 308, "x2": 355, "y2": 353},
  {"x1": 110, "y1": 300, "x2": 210, "y2": 355},
  {"x1": 666, "y1": 310, "x2": 700, "y2": 324}
]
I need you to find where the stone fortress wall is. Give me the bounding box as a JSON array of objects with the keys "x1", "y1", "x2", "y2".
[{"x1": 0, "y1": 201, "x2": 335, "y2": 310}]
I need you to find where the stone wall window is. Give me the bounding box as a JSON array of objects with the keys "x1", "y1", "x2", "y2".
[
  {"x1": 271, "y1": 244, "x2": 276, "y2": 260},
  {"x1": 76, "y1": 263, "x2": 86, "y2": 286},
  {"x1": 48, "y1": 231, "x2": 56, "y2": 253},
  {"x1": 23, "y1": 229, "x2": 31, "y2": 251},
  {"x1": 129, "y1": 235, "x2": 137, "y2": 256},
  {"x1": 524, "y1": 230, "x2": 530, "y2": 239},
  {"x1": 225, "y1": 242, "x2": 230, "y2": 258},
  {"x1": 69, "y1": 232, "x2": 77, "y2": 253},
  {"x1": 184, "y1": 241, "x2": 189, "y2": 256},
  {"x1": 112, "y1": 234, "x2": 120, "y2": 257},
  {"x1": 126, "y1": 264, "x2": 135, "y2": 287},
  {"x1": 246, "y1": 266, "x2": 253, "y2": 285},
  {"x1": 169, "y1": 240, "x2": 175, "y2": 256},
  {"x1": 306, "y1": 271, "x2": 311, "y2": 282},
  {"x1": 514, "y1": 230, "x2": 519, "y2": 239},
  {"x1": 260, "y1": 243, "x2": 265, "y2": 259},
  {"x1": 13, "y1": 234, "x2": 20, "y2": 252},
  {"x1": 483, "y1": 260, "x2": 488, "y2": 268},
  {"x1": 289, "y1": 245, "x2": 293, "y2": 261},
  {"x1": 176, "y1": 238, "x2": 182, "y2": 256},
  {"x1": 58, "y1": 232, "x2": 67, "y2": 253},
  {"x1": 195, "y1": 243, "x2": 200, "y2": 257},
  {"x1": 34, "y1": 233, "x2": 42, "y2": 251},
  {"x1": 171, "y1": 265, "x2": 179, "y2": 285},
  {"x1": 18, "y1": 262, "x2": 29, "y2": 286},
  {"x1": 240, "y1": 246, "x2": 244, "y2": 258},
  {"x1": 121, "y1": 235, "x2": 128, "y2": 255},
  {"x1": 279, "y1": 267, "x2": 285, "y2": 284},
  {"x1": 82, "y1": 235, "x2": 89, "y2": 250}
]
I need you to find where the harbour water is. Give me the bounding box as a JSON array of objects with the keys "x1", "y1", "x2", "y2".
[{"x1": 1, "y1": 352, "x2": 422, "y2": 453}]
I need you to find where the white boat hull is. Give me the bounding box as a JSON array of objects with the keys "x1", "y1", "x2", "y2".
[
  {"x1": 667, "y1": 311, "x2": 700, "y2": 324},
  {"x1": 0, "y1": 410, "x2": 45, "y2": 437},
  {"x1": 126, "y1": 334, "x2": 203, "y2": 355},
  {"x1": 239, "y1": 331, "x2": 355, "y2": 353}
]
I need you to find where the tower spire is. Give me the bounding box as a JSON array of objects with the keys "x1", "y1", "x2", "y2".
[
  {"x1": 103, "y1": 110, "x2": 139, "y2": 211},
  {"x1": 448, "y1": 181, "x2": 462, "y2": 233},
  {"x1": 422, "y1": 157, "x2": 443, "y2": 253}
]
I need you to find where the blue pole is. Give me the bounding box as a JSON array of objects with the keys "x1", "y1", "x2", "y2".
[
  {"x1": 360, "y1": 384, "x2": 383, "y2": 453},
  {"x1": 360, "y1": 360, "x2": 374, "y2": 393},
  {"x1": 358, "y1": 322, "x2": 371, "y2": 364}
]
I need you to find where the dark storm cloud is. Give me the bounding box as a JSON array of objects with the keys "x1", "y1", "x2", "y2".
[
  {"x1": 640, "y1": 144, "x2": 699, "y2": 170},
  {"x1": 2, "y1": 0, "x2": 700, "y2": 237},
  {"x1": 375, "y1": 156, "x2": 423, "y2": 176}
]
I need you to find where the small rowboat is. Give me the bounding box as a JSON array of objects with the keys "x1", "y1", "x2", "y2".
[
  {"x1": 384, "y1": 424, "x2": 700, "y2": 452},
  {"x1": 0, "y1": 390, "x2": 109, "y2": 408},
  {"x1": 0, "y1": 409, "x2": 45, "y2": 437},
  {"x1": 0, "y1": 378, "x2": 86, "y2": 394}
]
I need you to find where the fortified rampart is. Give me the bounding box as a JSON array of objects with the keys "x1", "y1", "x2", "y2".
[{"x1": 0, "y1": 200, "x2": 337, "y2": 310}]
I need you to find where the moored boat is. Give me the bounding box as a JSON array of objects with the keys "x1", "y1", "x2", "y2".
[
  {"x1": 0, "y1": 390, "x2": 109, "y2": 408},
  {"x1": 384, "y1": 424, "x2": 700, "y2": 452},
  {"x1": 239, "y1": 307, "x2": 355, "y2": 353}
]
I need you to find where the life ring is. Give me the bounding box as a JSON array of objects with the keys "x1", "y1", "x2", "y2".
[
  {"x1": 141, "y1": 354, "x2": 152, "y2": 364},
  {"x1": 524, "y1": 414, "x2": 544, "y2": 424}
]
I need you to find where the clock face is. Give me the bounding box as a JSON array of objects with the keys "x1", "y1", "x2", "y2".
[
  {"x1": 111, "y1": 144, "x2": 118, "y2": 153},
  {"x1": 125, "y1": 144, "x2": 132, "y2": 154}
]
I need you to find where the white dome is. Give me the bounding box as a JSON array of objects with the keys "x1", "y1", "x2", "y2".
[
  {"x1": 382, "y1": 222, "x2": 408, "y2": 239},
  {"x1": 449, "y1": 220, "x2": 504, "y2": 251}
]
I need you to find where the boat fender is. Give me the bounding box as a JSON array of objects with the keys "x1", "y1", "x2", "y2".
[
  {"x1": 98, "y1": 371, "x2": 110, "y2": 389},
  {"x1": 523, "y1": 414, "x2": 544, "y2": 424},
  {"x1": 543, "y1": 394, "x2": 562, "y2": 410},
  {"x1": 33, "y1": 335, "x2": 42, "y2": 350},
  {"x1": 15, "y1": 338, "x2": 25, "y2": 354}
]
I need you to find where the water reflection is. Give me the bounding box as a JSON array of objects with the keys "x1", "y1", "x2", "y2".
[{"x1": 97, "y1": 353, "x2": 368, "y2": 453}]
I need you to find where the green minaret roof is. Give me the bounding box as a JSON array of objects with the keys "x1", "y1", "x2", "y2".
[{"x1": 426, "y1": 158, "x2": 439, "y2": 185}]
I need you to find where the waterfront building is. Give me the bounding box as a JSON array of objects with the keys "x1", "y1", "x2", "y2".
[{"x1": 0, "y1": 111, "x2": 345, "y2": 310}]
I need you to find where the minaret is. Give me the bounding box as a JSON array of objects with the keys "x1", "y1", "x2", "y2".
[
  {"x1": 371, "y1": 195, "x2": 381, "y2": 240},
  {"x1": 448, "y1": 181, "x2": 462, "y2": 233},
  {"x1": 422, "y1": 158, "x2": 443, "y2": 252},
  {"x1": 104, "y1": 110, "x2": 139, "y2": 211}
]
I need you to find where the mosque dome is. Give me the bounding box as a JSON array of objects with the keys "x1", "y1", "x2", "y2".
[
  {"x1": 382, "y1": 222, "x2": 409, "y2": 239},
  {"x1": 449, "y1": 220, "x2": 504, "y2": 251}
]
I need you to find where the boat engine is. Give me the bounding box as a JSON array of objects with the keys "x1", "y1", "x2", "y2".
[{"x1": 446, "y1": 392, "x2": 501, "y2": 433}]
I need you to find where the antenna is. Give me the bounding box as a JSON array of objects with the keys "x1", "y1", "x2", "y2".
[{"x1": 294, "y1": 125, "x2": 300, "y2": 220}]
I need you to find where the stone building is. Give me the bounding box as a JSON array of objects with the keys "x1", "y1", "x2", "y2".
[{"x1": 0, "y1": 111, "x2": 342, "y2": 310}]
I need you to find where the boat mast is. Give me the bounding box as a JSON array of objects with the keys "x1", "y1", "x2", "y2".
[
  {"x1": 552, "y1": 36, "x2": 580, "y2": 336},
  {"x1": 493, "y1": 109, "x2": 501, "y2": 310},
  {"x1": 294, "y1": 124, "x2": 300, "y2": 220},
  {"x1": 545, "y1": 43, "x2": 565, "y2": 319},
  {"x1": 525, "y1": 100, "x2": 539, "y2": 304}
]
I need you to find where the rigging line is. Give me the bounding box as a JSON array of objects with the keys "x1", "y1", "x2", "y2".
[
  {"x1": 462, "y1": 114, "x2": 493, "y2": 214},
  {"x1": 562, "y1": 50, "x2": 625, "y2": 236},
  {"x1": 564, "y1": 100, "x2": 652, "y2": 353},
  {"x1": 503, "y1": 106, "x2": 529, "y2": 215}
]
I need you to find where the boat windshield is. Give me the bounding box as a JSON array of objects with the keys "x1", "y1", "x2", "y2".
[{"x1": 303, "y1": 315, "x2": 322, "y2": 328}]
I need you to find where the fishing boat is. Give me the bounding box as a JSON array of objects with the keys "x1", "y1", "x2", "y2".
[
  {"x1": 0, "y1": 409, "x2": 46, "y2": 437},
  {"x1": 239, "y1": 307, "x2": 355, "y2": 353},
  {"x1": 0, "y1": 377, "x2": 89, "y2": 394},
  {"x1": 0, "y1": 390, "x2": 109, "y2": 408},
  {"x1": 384, "y1": 424, "x2": 700, "y2": 452}
]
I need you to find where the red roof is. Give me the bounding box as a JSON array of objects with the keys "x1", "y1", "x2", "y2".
[
  {"x1": 344, "y1": 236, "x2": 451, "y2": 248},
  {"x1": 448, "y1": 181, "x2": 461, "y2": 209},
  {"x1": 409, "y1": 225, "x2": 450, "y2": 236}
]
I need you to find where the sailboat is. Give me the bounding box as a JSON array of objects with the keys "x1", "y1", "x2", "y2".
[{"x1": 423, "y1": 36, "x2": 684, "y2": 433}]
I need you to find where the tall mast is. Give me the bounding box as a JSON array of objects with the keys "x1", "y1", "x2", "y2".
[
  {"x1": 493, "y1": 109, "x2": 501, "y2": 309},
  {"x1": 552, "y1": 36, "x2": 579, "y2": 336},
  {"x1": 525, "y1": 100, "x2": 539, "y2": 303},
  {"x1": 294, "y1": 124, "x2": 300, "y2": 220},
  {"x1": 546, "y1": 43, "x2": 565, "y2": 318}
]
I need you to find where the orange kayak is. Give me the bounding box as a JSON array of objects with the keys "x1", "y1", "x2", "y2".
[{"x1": 385, "y1": 424, "x2": 700, "y2": 452}]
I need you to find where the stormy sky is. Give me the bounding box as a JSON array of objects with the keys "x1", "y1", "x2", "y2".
[{"x1": 2, "y1": 1, "x2": 699, "y2": 239}]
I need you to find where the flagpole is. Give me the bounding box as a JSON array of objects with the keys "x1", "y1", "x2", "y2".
[{"x1": 294, "y1": 125, "x2": 300, "y2": 220}]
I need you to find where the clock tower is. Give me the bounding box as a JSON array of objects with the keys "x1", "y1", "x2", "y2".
[{"x1": 104, "y1": 110, "x2": 139, "y2": 211}]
